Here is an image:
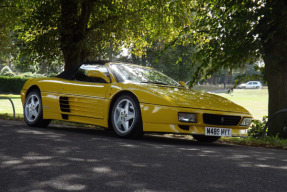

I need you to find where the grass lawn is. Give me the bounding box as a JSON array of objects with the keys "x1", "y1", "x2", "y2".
[
  {"x1": 216, "y1": 88, "x2": 268, "y2": 120},
  {"x1": 0, "y1": 94, "x2": 23, "y2": 117}
]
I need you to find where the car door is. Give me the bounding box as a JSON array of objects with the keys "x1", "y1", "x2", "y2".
[
  {"x1": 59, "y1": 64, "x2": 111, "y2": 120},
  {"x1": 253, "y1": 82, "x2": 258, "y2": 88},
  {"x1": 246, "y1": 82, "x2": 252, "y2": 88}
]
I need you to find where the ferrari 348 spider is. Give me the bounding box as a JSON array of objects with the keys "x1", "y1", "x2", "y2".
[{"x1": 21, "y1": 61, "x2": 252, "y2": 142}]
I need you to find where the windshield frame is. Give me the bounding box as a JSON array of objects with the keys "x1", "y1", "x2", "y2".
[{"x1": 108, "y1": 63, "x2": 182, "y2": 87}]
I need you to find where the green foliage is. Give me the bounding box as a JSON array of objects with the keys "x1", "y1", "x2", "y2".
[
  {"x1": 248, "y1": 116, "x2": 268, "y2": 138},
  {"x1": 0, "y1": 71, "x2": 45, "y2": 94},
  {"x1": 1, "y1": 66, "x2": 11, "y2": 74},
  {"x1": 176, "y1": 0, "x2": 265, "y2": 84},
  {"x1": 117, "y1": 41, "x2": 198, "y2": 81},
  {"x1": 174, "y1": 0, "x2": 287, "y2": 138},
  {"x1": 2, "y1": 71, "x2": 15, "y2": 77},
  {"x1": 0, "y1": 113, "x2": 23, "y2": 120},
  {"x1": 0, "y1": 0, "x2": 198, "y2": 74},
  {"x1": 0, "y1": 0, "x2": 21, "y2": 61},
  {"x1": 233, "y1": 62, "x2": 265, "y2": 87},
  {"x1": 9, "y1": 0, "x2": 196, "y2": 69},
  {"x1": 0, "y1": 76, "x2": 29, "y2": 94},
  {"x1": 220, "y1": 136, "x2": 287, "y2": 150},
  {"x1": 0, "y1": 66, "x2": 15, "y2": 76},
  {"x1": 18, "y1": 72, "x2": 45, "y2": 78},
  {"x1": 47, "y1": 73, "x2": 57, "y2": 78},
  {"x1": 147, "y1": 43, "x2": 198, "y2": 81}
]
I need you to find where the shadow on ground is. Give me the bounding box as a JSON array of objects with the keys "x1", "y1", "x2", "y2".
[{"x1": 0, "y1": 120, "x2": 286, "y2": 192}]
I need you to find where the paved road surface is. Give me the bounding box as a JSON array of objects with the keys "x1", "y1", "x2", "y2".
[{"x1": 0, "y1": 119, "x2": 286, "y2": 192}]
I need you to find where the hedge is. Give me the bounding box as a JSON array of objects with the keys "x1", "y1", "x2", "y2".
[{"x1": 0, "y1": 76, "x2": 30, "y2": 94}]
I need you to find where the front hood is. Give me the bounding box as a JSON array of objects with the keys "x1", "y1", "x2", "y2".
[{"x1": 137, "y1": 84, "x2": 250, "y2": 114}]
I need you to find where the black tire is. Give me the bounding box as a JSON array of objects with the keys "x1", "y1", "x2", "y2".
[
  {"x1": 111, "y1": 95, "x2": 143, "y2": 138},
  {"x1": 24, "y1": 89, "x2": 51, "y2": 127},
  {"x1": 192, "y1": 135, "x2": 221, "y2": 143}
]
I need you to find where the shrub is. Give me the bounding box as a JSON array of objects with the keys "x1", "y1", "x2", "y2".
[
  {"x1": 0, "y1": 66, "x2": 15, "y2": 76},
  {"x1": 20, "y1": 72, "x2": 33, "y2": 78},
  {"x1": 248, "y1": 116, "x2": 268, "y2": 138},
  {"x1": 2, "y1": 71, "x2": 15, "y2": 77},
  {"x1": 0, "y1": 76, "x2": 29, "y2": 94},
  {"x1": 0, "y1": 71, "x2": 47, "y2": 93},
  {"x1": 47, "y1": 73, "x2": 57, "y2": 77},
  {"x1": 19, "y1": 72, "x2": 45, "y2": 78}
]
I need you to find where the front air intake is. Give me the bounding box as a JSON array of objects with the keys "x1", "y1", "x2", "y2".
[{"x1": 203, "y1": 113, "x2": 241, "y2": 126}]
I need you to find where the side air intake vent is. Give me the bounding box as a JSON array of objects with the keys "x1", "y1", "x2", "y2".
[
  {"x1": 59, "y1": 96, "x2": 70, "y2": 112},
  {"x1": 61, "y1": 114, "x2": 69, "y2": 120}
]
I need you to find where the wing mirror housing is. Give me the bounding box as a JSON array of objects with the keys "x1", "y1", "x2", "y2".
[
  {"x1": 86, "y1": 70, "x2": 111, "y2": 83},
  {"x1": 179, "y1": 81, "x2": 186, "y2": 87}
]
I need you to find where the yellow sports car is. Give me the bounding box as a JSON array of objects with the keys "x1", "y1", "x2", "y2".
[{"x1": 21, "y1": 61, "x2": 252, "y2": 142}]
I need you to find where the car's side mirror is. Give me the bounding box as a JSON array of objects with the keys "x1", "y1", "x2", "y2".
[
  {"x1": 86, "y1": 70, "x2": 110, "y2": 83},
  {"x1": 179, "y1": 81, "x2": 186, "y2": 87}
]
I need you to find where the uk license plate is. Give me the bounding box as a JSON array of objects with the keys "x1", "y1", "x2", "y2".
[{"x1": 205, "y1": 127, "x2": 232, "y2": 137}]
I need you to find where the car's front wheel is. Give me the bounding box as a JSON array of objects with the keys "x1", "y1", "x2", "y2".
[
  {"x1": 24, "y1": 90, "x2": 51, "y2": 127},
  {"x1": 111, "y1": 95, "x2": 143, "y2": 138},
  {"x1": 192, "y1": 135, "x2": 221, "y2": 143}
]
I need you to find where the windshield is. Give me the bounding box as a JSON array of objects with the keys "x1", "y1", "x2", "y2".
[{"x1": 110, "y1": 63, "x2": 181, "y2": 87}]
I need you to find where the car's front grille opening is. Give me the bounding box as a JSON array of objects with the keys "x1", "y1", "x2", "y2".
[
  {"x1": 60, "y1": 96, "x2": 70, "y2": 112},
  {"x1": 203, "y1": 113, "x2": 241, "y2": 126},
  {"x1": 178, "y1": 125, "x2": 189, "y2": 130}
]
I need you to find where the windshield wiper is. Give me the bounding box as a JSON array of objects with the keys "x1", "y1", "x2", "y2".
[{"x1": 141, "y1": 81, "x2": 169, "y2": 85}]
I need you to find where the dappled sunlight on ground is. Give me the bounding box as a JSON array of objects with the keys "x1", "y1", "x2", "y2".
[{"x1": 0, "y1": 119, "x2": 286, "y2": 192}]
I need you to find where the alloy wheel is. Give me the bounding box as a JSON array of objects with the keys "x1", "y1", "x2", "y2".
[
  {"x1": 25, "y1": 94, "x2": 40, "y2": 122},
  {"x1": 113, "y1": 99, "x2": 135, "y2": 134}
]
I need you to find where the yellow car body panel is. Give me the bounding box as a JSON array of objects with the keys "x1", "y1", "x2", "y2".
[
  {"x1": 21, "y1": 78, "x2": 111, "y2": 127},
  {"x1": 21, "y1": 62, "x2": 252, "y2": 137},
  {"x1": 140, "y1": 103, "x2": 248, "y2": 136}
]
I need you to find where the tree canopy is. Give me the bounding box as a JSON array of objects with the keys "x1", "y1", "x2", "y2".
[
  {"x1": 0, "y1": 0, "x2": 21, "y2": 61},
  {"x1": 119, "y1": 0, "x2": 287, "y2": 138},
  {"x1": 9, "y1": 0, "x2": 194, "y2": 70},
  {"x1": 181, "y1": 0, "x2": 287, "y2": 138}
]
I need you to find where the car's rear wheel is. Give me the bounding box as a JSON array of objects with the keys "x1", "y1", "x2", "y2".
[
  {"x1": 24, "y1": 90, "x2": 51, "y2": 127},
  {"x1": 192, "y1": 135, "x2": 221, "y2": 143},
  {"x1": 111, "y1": 95, "x2": 143, "y2": 138}
]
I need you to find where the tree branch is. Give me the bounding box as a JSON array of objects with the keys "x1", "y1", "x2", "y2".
[
  {"x1": 0, "y1": 5, "x2": 15, "y2": 8},
  {"x1": 77, "y1": 0, "x2": 93, "y2": 37},
  {"x1": 87, "y1": 15, "x2": 120, "y2": 32}
]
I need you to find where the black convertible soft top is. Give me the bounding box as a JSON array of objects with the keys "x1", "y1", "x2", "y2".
[{"x1": 56, "y1": 60, "x2": 110, "y2": 80}]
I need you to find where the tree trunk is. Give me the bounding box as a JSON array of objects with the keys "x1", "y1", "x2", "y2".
[
  {"x1": 263, "y1": 49, "x2": 287, "y2": 138},
  {"x1": 59, "y1": 0, "x2": 93, "y2": 70},
  {"x1": 224, "y1": 69, "x2": 228, "y2": 89},
  {"x1": 229, "y1": 69, "x2": 232, "y2": 84},
  {"x1": 261, "y1": 0, "x2": 287, "y2": 138}
]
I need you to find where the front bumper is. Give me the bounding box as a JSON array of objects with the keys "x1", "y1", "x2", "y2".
[{"x1": 140, "y1": 103, "x2": 251, "y2": 137}]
